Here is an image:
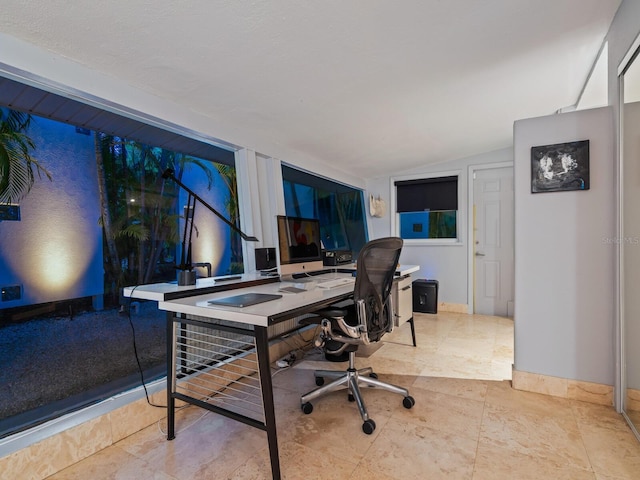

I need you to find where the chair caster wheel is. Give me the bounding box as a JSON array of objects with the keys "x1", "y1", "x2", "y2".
[
  {"x1": 369, "y1": 372, "x2": 378, "y2": 379},
  {"x1": 362, "y1": 419, "x2": 376, "y2": 434},
  {"x1": 348, "y1": 393, "x2": 355, "y2": 402},
  {"x1": 315, "y1": 377, "x2": 325, "y2": 386},
  {"x1": 403, "y1": 396, "x2": 416, "y2": 409},
  {"x1": 301, "y1": 402, "x2": 313, "y2": 414}
]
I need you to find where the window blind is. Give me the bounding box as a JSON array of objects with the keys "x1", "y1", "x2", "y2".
[{"x1": 394, "y1": 176, "x2": 458, "y2": 212}]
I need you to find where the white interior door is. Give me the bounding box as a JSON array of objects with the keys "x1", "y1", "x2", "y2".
[{"x1": 473, "y1": 167, "x2": 514, "y2": 316}]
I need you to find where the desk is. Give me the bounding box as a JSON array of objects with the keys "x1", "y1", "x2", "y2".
[
  {"x1": 124, "y1": 267, "x2": 418, "y2": 480},
  {"x1": 126, "y1": 272, "x2": 354, "y2": 480}
]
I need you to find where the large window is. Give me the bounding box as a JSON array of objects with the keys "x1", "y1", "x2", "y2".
[
  {"x1": 0, "y1": 101, "x2": 240, "y2": 437},
  {"x1": 282, "y1": 165, "x2": 367, "y2": 256},
  {"x1": 395, "y1": 175, "x2": 459, "y2": 241}
]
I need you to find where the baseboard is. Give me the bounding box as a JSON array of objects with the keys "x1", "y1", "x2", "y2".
[
  {"x1": 437, "y1": 302, "x2": 469, "y2": 314},
  {"x1": 512, "y1": 368, "x2": 614, "y2": 407},
  {"x1": 627, "y1": 387, "x2": 640, "y2": 411}
]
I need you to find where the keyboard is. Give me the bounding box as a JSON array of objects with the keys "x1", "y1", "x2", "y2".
[{"x1": 317, "y1": 277, "x2": 355, "y2": 289}]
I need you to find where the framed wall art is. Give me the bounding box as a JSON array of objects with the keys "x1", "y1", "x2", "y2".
[{"x1": 531, "y1": 140, "x2": 590, "y2": 193}]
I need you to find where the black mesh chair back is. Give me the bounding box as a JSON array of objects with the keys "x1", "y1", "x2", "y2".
[{"x1": 353, "y1": 237, "x2": 403, "y2": 343}]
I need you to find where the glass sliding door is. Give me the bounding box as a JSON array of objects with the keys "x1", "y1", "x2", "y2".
[{"x1": 621, "y1": 40, "x2": 640, "y2": 441}]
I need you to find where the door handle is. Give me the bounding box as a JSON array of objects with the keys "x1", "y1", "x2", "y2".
[{"x1": 475, "y1": 252, "x2": 485, "y2": 257}]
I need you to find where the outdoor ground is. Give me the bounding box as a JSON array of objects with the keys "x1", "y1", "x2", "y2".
[{"x1": 0, "y1": 301, "x2": 166, "y2": 436}]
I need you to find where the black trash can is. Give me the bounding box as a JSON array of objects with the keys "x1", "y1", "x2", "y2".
[{"x1": 413, "y1": 279, "x2": 438, "y2": 314}]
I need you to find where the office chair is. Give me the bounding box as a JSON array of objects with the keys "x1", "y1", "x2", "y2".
[{"x1": 300, "y1": 237, "x2": 415, "y2": 434}]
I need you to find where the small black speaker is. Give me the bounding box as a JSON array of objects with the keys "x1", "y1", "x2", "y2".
[
  {"x1": 255, "y1": 247, "x2": 276, "y2": 271},
  {"x1": 412, "y1": 279, "x2": 439, "y2": 314}
]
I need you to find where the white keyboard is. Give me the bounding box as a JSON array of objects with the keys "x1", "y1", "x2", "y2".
[{"x1": 317, "y1": 277, "x2": 355, "y2": 289}]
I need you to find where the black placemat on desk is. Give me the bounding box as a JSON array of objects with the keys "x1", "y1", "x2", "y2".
[{"x1": 207, "y1": 293, "x2": 283, "y2": 308}]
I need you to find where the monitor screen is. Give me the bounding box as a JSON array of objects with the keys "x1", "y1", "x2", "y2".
[{"x1": 276, "y1": 215, "x2": 324, "y2": 277}]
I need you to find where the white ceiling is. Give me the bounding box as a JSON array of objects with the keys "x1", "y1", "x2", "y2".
[{"x1": 0, "y1": 0, "x2": 622, "y2": 179}]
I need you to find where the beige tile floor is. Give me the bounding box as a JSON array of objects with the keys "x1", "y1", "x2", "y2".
[{"x1": 46, "y1": 312, "x2": 640, "y2": 479}]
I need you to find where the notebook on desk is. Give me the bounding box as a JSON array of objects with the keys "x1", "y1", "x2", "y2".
[{"x1": 207, "y1": 293, "x2": 282, "y2": 308}]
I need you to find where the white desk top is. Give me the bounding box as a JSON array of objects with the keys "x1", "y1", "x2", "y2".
[
  {"x1": 122, "y1": 273, "x2": 278, "y2": 302},
  {"x1": 123, "y1": 265, "x2": 419, "y2": 303},
  {"x1": 157, "y1": 272, "x2": 356, "y2": 327}
]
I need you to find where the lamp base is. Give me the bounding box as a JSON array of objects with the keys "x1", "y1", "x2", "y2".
[{"x1": 177, "y1": 270, "x2": 197, "y2": 286}]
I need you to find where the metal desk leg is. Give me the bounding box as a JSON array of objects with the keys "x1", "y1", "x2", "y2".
[
  {"x1": 408, "y1": 317, "x2": 417, "y2": 347},
  {"x1": 255, "y1": 326, "x2": 281, "y2": 480},
  {"x1": 166, "y1": 312, "x2": 176, "y2": 440}
]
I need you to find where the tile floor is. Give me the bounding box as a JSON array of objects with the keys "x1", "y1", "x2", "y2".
[{"x1": 46, "y1": 312, "x2": 640, "y2": 479}]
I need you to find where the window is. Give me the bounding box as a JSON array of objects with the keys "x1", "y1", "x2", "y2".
[
  {"x1": 0, "y1": 103, "x2": 240, "y2": 437},
  {"x1": 395, "y1": 175, "x2": 458, "y2": 241},
  {"x1": 281, "y1": 165, "x2": 368, "y2": 256}
]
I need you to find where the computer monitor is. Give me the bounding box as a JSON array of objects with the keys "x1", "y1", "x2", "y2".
[{"x1": 276, "y1": 215, "x2": 324, "y2": 278}]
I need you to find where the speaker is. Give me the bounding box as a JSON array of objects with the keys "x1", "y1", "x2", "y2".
[
  {"x1": 322, "y1": 249, "x2": 353, "y2": 266},
  {"x1": 255, "y1": 247, "x2": 276, "y2": 271},
  {"x1": 412, "y1": 279, "x2": 438, "y2": 314}
]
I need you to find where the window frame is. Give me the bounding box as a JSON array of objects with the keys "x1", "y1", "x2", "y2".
[{"x1": 391, "y1": 170, "x2": 463, "y2": 246}]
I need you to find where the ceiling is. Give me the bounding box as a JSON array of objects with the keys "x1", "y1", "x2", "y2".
[{"x1": 0, "y1": 0, "x2": 622, "y2": 179}]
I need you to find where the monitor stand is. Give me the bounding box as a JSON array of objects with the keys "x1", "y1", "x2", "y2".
[{"x1": 280, "y1": 274, "x2": 319, "y2": 290}]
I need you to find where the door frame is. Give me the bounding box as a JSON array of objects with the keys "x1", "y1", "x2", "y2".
[{"x1": 466, "y1": 161, "x2": 514, "y2": 313}]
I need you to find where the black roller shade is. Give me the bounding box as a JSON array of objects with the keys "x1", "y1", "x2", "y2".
[{"x1": 395, "y1": 176, "x2": 458, "y2": 212}]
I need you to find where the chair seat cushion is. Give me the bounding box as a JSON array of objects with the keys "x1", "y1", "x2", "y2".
[
  {"x1": 324, "y1": 339, "x2": 356, "y2": 362},
  {"x1": 316, "y1": 308, "x2": 348, "y2": 318}
]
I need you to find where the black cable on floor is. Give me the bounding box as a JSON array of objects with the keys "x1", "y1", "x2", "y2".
[{"x1": 126, "y1": 286, "x2": 165, "y2": 409}]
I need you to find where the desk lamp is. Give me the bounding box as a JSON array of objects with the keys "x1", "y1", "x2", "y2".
[{"x1": 161, "y1": 168, "x2": 259, "y2": 285}]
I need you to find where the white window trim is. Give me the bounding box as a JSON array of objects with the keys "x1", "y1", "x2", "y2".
[{"x1": 390, "y1": 169, "x2": 463, "y2": 246}]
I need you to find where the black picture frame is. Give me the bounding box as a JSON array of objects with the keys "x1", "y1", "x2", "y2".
[{"x1": 531, "y1": 140, "x2": 590, "y2": 193}]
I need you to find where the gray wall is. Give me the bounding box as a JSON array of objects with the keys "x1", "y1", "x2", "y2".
[{"x1": 514, "y1": 107, "x2": 614, "y2": 385}]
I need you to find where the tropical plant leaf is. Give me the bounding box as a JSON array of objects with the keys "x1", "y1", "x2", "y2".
[
  {"x1": 0, "y1": 109, "x2": 51, "y2": 203},
  {"x1": 116, "y1": 223, "x2": 150, "y2": 241}
]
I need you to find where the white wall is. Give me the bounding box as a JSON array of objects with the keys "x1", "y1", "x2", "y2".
[
  {"x1": 514, "y1": 106, "x2": 614, "y2": 385},
  {"x1": 366, "y1": 147, "x2": 512, "y2": 307}
]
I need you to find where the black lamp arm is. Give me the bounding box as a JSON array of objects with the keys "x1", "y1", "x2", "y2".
[{"x1": 162, "y1": 168, "x2": 259, "y2": 242}]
